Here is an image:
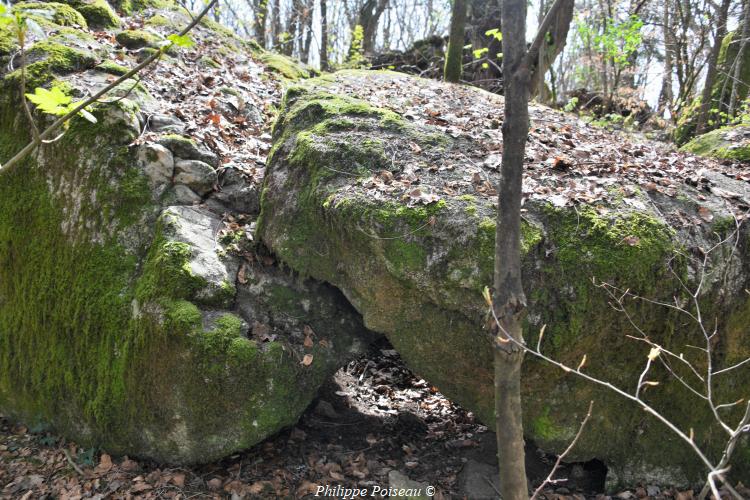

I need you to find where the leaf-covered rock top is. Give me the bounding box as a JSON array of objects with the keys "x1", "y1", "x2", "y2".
[{"x1": 259, "y1": 69, "x2": 750, "y2": 486}]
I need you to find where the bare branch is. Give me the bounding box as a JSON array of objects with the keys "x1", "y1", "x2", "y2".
[{"x1": 530, "y1": 400, "x2": 594, "y2": 500}]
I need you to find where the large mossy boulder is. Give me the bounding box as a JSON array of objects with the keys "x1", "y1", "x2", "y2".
[
  {"x1": 681, "y1": 124, "x2": 750, "y2": 162},
  {"x1": 0, "y1": 6, "x2": 375, "y2": 463},
  {"x1": 258, "y1": 70, "x2": 750, "y2": 486}
]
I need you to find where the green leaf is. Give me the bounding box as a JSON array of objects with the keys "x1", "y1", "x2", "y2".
[
  {"x1": 167, "y1": 33, "x2": 194, "y2": 48},
  {"x1": 25, "y1": 86, "x2": 72, "y2": 116},
  {"x1": 473, "y1": 47, "x2": 488, "y2": 59},
  {"x1": 484, "y1": 28, "x2": 502, "y2": 41}
]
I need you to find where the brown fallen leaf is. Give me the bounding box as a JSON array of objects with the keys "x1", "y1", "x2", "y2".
[
  {"x1": 95, "y1": 453, "x2": 113, "y2": 474},
  {"x1": 237, "y1": 263, "x2": 247, "y2": 285},
  {"x1": 296, "y1": 480, "x2": 319, "y2": 497},
  {"x1": 120, "y1": 457, "x2": 139, "y2": 472},
  {"x1": 698, "y1": 206, "x2": 713, "y2": 222},
  {"x1": 171, "y1": 473, "x2": 186, "y2": 488}
]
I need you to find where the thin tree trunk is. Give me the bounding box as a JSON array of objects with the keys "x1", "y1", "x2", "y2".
[
  {"x1": 729, "y1": 0, "x2": 750, "y2": 117},
  {"x1": 353, "y1": 0, "x2": 389, "y2": 56},
  {"x1": 528, "y1": 0, "x2": 574, "y2": 99},
  {"x1": 696, "y1": 0, "x2": 731, "y2": 133},
  {"x1": 657, "y1": 0, "x2": 674, "y2": 117},
  {"x1": 495, "y1": 0, "x2": 530, "y2": 495},
  {"x1": 444, "y1": 0, "x2": 468, "y2": 83},
  {"x1": 320, "y1": 0, "x2": 329, "y2": 71},
  {"x1": 537, "y1": 0, "x2": 548, "y2": 99},
  {"x1": 271, "y1": 0, "x2": 281, "y2": 50},
  {"x1": 283, "y1": 0, "x2": 302, "y2": 56},
  {"x1": 254, "y1": 0, "x2": 268, "y2": 48},
  {"x1": 301, "y1": 0, "x2": 314, "y2": 64}
]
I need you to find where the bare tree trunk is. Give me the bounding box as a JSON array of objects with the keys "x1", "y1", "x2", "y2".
[
  {"x1": 271, "y1": 0, "x2": 281, "y2": 50},
  {"x1": 354, "y1": 0, "x2": 389, "y2": 56},
  {"x1": 729, "y1": 0, "x2": 750, "y2": 117},
  {"x1": 495, "y1": 0, "x2": 530, "y2": 496},
  {"x1": 695, "y1": 0, "x2": 731, "y2": 133},
  {"x1": 283, "y1": 0, "x2": 302, "y2": 56},
  {"x1": 528, "y1": 0, "x2": 574, "y2": 99},
  {"x1": 320, "y1": 0, "x2": 329, "y2": 71},
  {"x1": 301, "y1": 0, "x2": 314, "y2": 64},
  {"x1": 444, "y1": 0, "x2": 468, "y2": 83},
  {"x1": 536, "y1": 0, "x2": 549, "y2": 99},
  {"x1": 253, "y1": 0, "x2": 269, "y2": 48},
  {"x1": 657, "y1": 0, "x2": 674, "y2": 117}
]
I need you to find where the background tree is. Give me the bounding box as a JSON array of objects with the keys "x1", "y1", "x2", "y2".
[
  {"x1": 320, "y1": 0, "x2": 329, "y2": 70},
  {"x1": 695, "y1": 0, "x2": 731, "y2": 132},
  {"x1": 444, "y1": 0, "x2": 467, "y2": 82}
]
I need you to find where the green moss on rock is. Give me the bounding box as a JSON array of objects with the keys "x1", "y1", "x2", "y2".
[
  {"x1": 681, "y1": 125, "x2": 750, "y2": 161},
  {"x1": 96, "y1": 60, "x2": 130, "y2": 76},
  {"x1": 14, "y1": 2, "x2": 87, "y2": 27},
  {"x1": 74, "y1": 0, "x2": 121, "y2": 28},
  {"x1": 115, "y1": 29, "x2": 163, "y2": 50},
  {"x1": 4, "y1": 40, "x2": 97, "y2": 88},
  {"x1": 261, "y1": 52, "x2": 311, "y2": 81}
]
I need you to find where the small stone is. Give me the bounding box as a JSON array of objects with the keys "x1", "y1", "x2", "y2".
[
  {"x1": 148, "y1": 114, "x2": 185, "y2": 134},
  {"x1": 314, "y1": 400, "x2": 338, "y2": 419},
  {"x1": 174, "y1": 159, "x2": 217, "y2": 195},
  {"x1": 137, "y1": 143, "x2": 174, "y2": 195},
  {"x1": 207, "y1": 478, "x2": 222, "y2": 490},
  {"x1": 158, "y1": 135, "x2": 219, "y2": 167},
  {"x1": 208, "y1": 167, "x2": 261, "y2": 214},
  {"x1": 458, "y1": 460, "x2": 499, "y2": 500},
  {"x1": 388, "y1": 470, "x2": 431, "y2": 499},
  {"x1": 171, "y1": 184, "x2": 202, "y2": 205}
]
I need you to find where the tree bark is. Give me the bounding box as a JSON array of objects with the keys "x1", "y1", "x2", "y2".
[
  {"x1": 320, "y1": 0, "x2": 329, "y2": 71},
  {"x1": 657, "y1": 0, "x2": 674, "y2": 117},
  {"x1": 495, "y1": 0, "x2": 531, "y2": 496},
  {"x1": 353, "y1": 0, "x2": 389, "y2": 56},
  {"x1": 253, "y1": 0, "x2": 268, "y2": 48},
  {"x1": 271, "y1": 0, "x2": 281, "y2": 50},
  {"x1": 527, "y1": 0, "x2": 574, "y2": 99},
  {"x1": 300, "y1": 0, "x2": 314, "y2": 64},
  {"x1": 283, "y1": 0, "x2": 302, "y2": 56},
  {"x1": 729, "y1": 0, "x2": 750, "y2": 117},
  {"x1": 444, "y1": 0, "x2": 468, "y2": 83},
  {"x1": 695, "y1": 0, "x2": 731, "y2": 133}
]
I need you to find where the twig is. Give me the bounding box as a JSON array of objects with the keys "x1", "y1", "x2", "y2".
[
  {"x1": 19, "y1": 34, "x2": 40, "y2": 143},
  {"x1": 0, "y1": 0, "x2": 219, "y2": 174},
  {"x1": 530, "y1": 401, "x2": 594, "y2": 500},
  {"x1": 62, "y1": 449, "x2": 85, "y2": 476}
]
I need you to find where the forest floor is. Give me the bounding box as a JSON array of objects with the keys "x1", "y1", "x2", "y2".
[{"x1": 0, "y1": 339, "x2": 727, "y2": 500}]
